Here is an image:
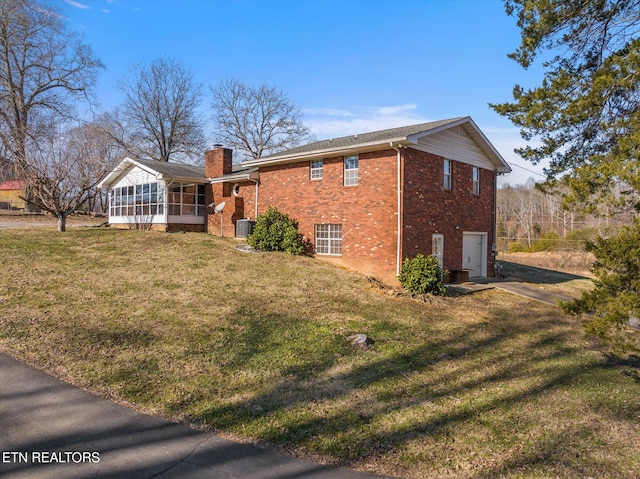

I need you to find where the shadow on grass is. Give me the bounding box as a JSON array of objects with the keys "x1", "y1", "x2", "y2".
[
  {"x1": 0, "y1": 353, "x2": 374, "y2": 479},
  {"x1": 195, "y1": 306, "x2": 640, "y2": 477},
  {"x1": 498, "y1": 260, "x2": 590, "y2": 285}
]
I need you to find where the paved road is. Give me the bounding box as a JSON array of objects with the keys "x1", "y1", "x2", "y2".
[
  {"x1": 0, "y1": 353, "x2": 391, "y2": 479},
  {"x1": 0, "y1": 222, "x2": 52, "y2": 228}
]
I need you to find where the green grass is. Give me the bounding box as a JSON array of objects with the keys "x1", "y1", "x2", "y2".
[{"x1": 1, "y1": 227, "x2": 639, "y2": 478}]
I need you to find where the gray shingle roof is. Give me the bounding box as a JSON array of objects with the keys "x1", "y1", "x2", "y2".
[
  {"x1": 131, "y1": 158, "x2": 206, "y2": 180},
  {"x1": 250, "y1": 117, "x2": 466, "y2": 163}
]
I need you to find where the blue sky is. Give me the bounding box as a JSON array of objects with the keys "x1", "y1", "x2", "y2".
[{"x1": 59, "y1": 0, "x2": 549, "y2": 186}]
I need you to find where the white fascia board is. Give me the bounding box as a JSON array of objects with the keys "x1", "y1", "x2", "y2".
[{"x1": 97, "y1": 157, "x2": 137, "y2": 189}]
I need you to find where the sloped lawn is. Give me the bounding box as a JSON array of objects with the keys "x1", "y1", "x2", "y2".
[{"x1": 1, "y1": 227, "x2": 639, "y2": 478}]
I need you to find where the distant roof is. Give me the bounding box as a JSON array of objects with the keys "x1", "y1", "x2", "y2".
[
  {"x1": 240, "y1": 116, "x2": 510, "y2": 173},
  {"x1": 0, "y1": 180, "x2": 24, "y2": 190}
]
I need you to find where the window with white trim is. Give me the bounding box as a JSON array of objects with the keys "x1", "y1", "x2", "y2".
[
  {"x1": 110, "y1": 182, "x2": 163, "y2": 217},
  {"x1": 310, "y1": 160, "x2": 323, "y2": 180},
  {"x1": 315, "y1": 224, "x2": 342, "y2": 255},
  {"x1": 344, "y1": 155, "x2": 359, "y2": 186},
  {"x1": 443, "y1": 159, "x2": 452, "y2": 190},
  {"x1": 168, "y1": 183, "x2": 206, "y2": 216},
  {"x1": 432, "y1": 234, "x2": 444, "y2": 269},
  {"x1": 472, "y1": 166, "x2": 480, "y2": 195}
]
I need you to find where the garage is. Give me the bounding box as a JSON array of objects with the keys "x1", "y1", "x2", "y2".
[{"x1": 462, "y1": 233, "x2": 487, "y2": 278}]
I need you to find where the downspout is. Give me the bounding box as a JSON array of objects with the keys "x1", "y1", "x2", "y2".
[
  {"x1": 391, "y1": 143, "x2": 403, "y2": 277},
  {"x1": 249, "y1": 178, "x2": 259, "y2": 219},
  {"x1": 492, "y1": 169, "x2": 498, "y2": 276}
]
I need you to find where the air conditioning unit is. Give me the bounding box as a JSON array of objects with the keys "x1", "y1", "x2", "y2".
[{"x1": 235, "y1": 219, "x2": 256, "y2": 238}]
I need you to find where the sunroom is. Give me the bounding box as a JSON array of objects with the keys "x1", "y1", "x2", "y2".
[{"x1": 98, "y1": 157, "x2": 209, "y2": 232}]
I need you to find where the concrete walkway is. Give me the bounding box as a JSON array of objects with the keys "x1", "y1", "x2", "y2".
[
  {"x1": 0, "y1": 353, "x2": 391, "y2": 479},
  {"x1": 468, "y1": 278, "x2": 575, "y2": 306}
]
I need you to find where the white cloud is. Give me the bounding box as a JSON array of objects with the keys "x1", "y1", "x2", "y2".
[
  {"x1": 101, "y1": 9, "x2": 110, "y2": 14},
  {"x1": 64, "y1": 0, "x2": 90, "y2": 9},
  {"x1": 305, "y1": 104, "x2": 432, "y2": 139}
]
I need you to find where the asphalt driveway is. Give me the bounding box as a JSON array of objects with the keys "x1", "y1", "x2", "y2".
[{"x1": 0, "y1": 353, "x2": 391, "y2": 479}]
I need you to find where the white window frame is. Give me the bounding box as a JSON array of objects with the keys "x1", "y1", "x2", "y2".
[
  {"x1": 344, "y1": 155, "x2": 359, "y2": 186},
  {"x1": 472, "y1": 166, "x2": 480, "y2": 195},
  {"x1": 310, "y1": 160, "x2": 323, "y2": 180},
  {"x1": 443, "y1": 159, "x2": 452, "y2": 190},
  {"x1": 168, "y1": 182, "x2": 206, "y2": 217},
  {"x1": 315, "y1": 224, "x2": 343, "y2": 255},
  {"x1": 110, "y1": 182, "x2": 164, "y2": 217},
  {"x1": 432, "y1": 234, "x2": 444, "y2": 269}
]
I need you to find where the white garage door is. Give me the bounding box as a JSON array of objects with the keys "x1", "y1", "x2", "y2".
[{"x1": 462, "y1": 233, "x2": 486, "y2": 278}]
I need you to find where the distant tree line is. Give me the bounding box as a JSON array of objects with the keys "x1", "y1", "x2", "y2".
[
  {"x1": 497, "y1": 179, "x2": 636, "y2": 252},
  {"x1": 0, "y1": 0, "x2": 309, "y2": 231}
]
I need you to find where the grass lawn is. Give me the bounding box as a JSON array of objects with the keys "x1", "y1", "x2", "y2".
[{"x1": 1, "y1": 227, "x2": 639, "y2": 478}]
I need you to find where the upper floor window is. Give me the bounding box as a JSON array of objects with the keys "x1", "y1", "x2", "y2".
[
  {"x1": 443, "y1": 159, "x2": 452, "y2": 190},
  {"x1": 344, "y1": 155, "x2": 359, "y2": 186},
  {"x1": 472, "y1": 166, "x2": 480, "y2": 195},
  {"x1": 310, "y1": 160, "x2": 323, "y2": 180}
]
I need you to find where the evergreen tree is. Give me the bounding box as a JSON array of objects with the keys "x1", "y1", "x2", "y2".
[{"x1": 493, "y1": 0, "x2": 640, "y2": 348}]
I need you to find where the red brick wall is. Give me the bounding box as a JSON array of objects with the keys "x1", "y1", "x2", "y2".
[
  {"x1": 402, "y1": 148, "x2": 496, "y2": 274},
  {"x1": 253, "y1": 150, "x2": 400, "y2": 281},
  {"x1": 206, "y1": 146, "x2": 497, "y2": 282}
]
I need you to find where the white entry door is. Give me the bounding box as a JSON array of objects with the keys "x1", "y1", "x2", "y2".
[{"x1": 462, "y1": 233, "x2": 486, "y2": 278}]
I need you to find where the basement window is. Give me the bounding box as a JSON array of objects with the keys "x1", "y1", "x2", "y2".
[{"x1": 315, "y1": 224, "x2": 342, "y2": 255}]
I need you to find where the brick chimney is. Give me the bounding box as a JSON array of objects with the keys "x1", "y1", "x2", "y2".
[{"x1": 205, "y1": 145, "x2": 233, "y2": 178}]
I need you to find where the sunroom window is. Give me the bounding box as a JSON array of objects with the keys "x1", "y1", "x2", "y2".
[{"x1": 110, "y1": 182, "x2": 163, "y2": 217}]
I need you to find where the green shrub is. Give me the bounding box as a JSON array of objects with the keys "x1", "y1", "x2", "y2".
[
  {"x1": 247, "y1": 206, "x2": 305, "y2": 255},
  {"x1": 508, "y1": 241, "x2": 527, "y2": 253},
  {"x1": 530, "y1": 232, "x2": 560, "y2": 252},
  {"x1": 398, "y1": 253, "x2": 446, "y2": 295}
]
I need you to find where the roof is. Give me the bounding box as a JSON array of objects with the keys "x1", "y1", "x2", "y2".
[
  {"x1": 209, "y1": 167, "x2": 259, "y2": 184},
  {"x1": 0, "y1": 180, "x2": 25, "y2": 190},
  {"x1": 98, "y1": 157, "x2": 206, "y2": 189},
  {"x1": 130, "y1": 158, "x2": 205, "y2": 179},
  {"x1": 240, "y1": 116, "x2": 511, "y2": 173}
]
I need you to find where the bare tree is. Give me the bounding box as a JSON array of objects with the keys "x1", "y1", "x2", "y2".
[
  {"x1": 0, "y1": 0, "x2": 103, "y2": 173},
  {"x1": 210, "y1": 79, "x2": 311, "y2": 160},
  {"x1": 21, "y1": 121, "x2": 122, "y2": 231},
  {"x1": 114, "y1": 57, "x2": 206, "y2": 163}
]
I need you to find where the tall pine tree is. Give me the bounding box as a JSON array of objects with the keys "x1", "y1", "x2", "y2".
[{"x1": 492, "y1": 0, "x2": 640, "y2": 349}]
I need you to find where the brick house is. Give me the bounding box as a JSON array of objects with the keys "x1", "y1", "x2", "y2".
[{"x1": 206, "y1": 117, "x2": 510, "y2": 284}]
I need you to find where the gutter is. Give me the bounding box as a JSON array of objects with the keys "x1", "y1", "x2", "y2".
[{"x1": 240, "y1": 139, "x2": 410, "y2": 168}]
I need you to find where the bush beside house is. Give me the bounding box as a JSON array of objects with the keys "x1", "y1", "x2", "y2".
[{"x1": 247, "y1": 206, "x2": 305, "y2": 255}]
